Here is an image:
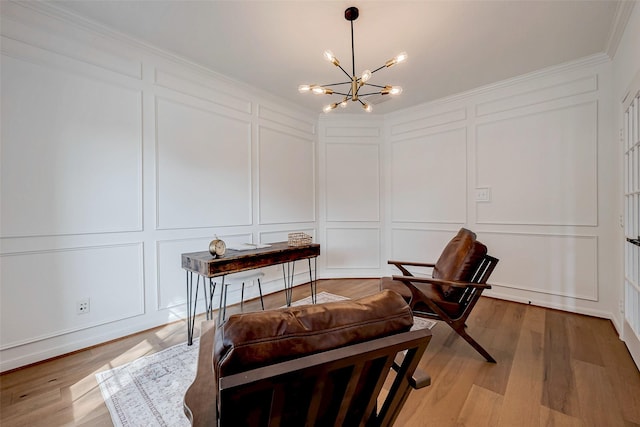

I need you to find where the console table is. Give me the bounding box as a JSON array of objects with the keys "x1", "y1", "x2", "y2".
[{"x1": 181, "y1": 242, "x2": 320, "y2": 345}]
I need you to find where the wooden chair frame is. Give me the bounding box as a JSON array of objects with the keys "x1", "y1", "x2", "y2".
[
  {"x1": 184, "y1": 320, "x2": 432, "y2": 426},
  {"x1": 389, "y1": 254, "x2": 499, "y2": 363}
]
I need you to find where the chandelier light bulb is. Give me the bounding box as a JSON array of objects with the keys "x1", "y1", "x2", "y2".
[
  {"x1": 386, "y1": 52, "x2": 408, "y2": 68},
  {"x1": 323, "y1": 50, "x2": 334, "y2": 61},
  {"x1": 361, "y1": 70, "x2": 372, "y2": 82},
  {"x1": 323, "y1": 103, "x2": 339, "y2": 113},
  {"x1": 362, "y1": 103, "x2": 372, "y2": 112},
  {"x1": 312, "y1": 86, "x2": 325, "y2": 95},
  {"x1": 390, "y1": 86, "x2": 403, "y2": 95},
  {"x1": 324, "y1": 50, "x2": 339, "y2": 66},
  {"x1": 298, "y1": 84, "x2": 311, "y2": 93},
  {"x1": 340, "y1": 99, "x2": 348, "y2": 108}
]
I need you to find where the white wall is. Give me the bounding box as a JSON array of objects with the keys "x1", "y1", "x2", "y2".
[
  {"x1": 318, "y1": 115, "x2": 386, "y2": 277},
  {"x1": 319, "y1": 54, "x2": 619, "y2": 322},
  {"x1": 612, "y1": 2, "x2": 640, "y2": 367},
  {"x1": 0, "y1": 2, "x2": 317, "y2": 371}
]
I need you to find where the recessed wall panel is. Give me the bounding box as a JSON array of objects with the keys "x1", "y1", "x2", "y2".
[
  {"x1": 326, "y1": 144, "x2": 380, "y2": 222},
  {"x1": 258, "y1": 105, "x2": 315, "y2": 135},
  {"x1": 390, "y1": 107, "x2": 467, "y2": 136},
  {"x1": 0, "y1": 244, "x2": 144, "y2": 349},
  {"x1": 156, "y1": 98, "x2": 252, "y2": 229},
  {"x1": 259, "y1": 127, "x2": 315, "y2": 224},
  {"x1": 157, "y1": 237, "x2": 217, "y2": 311},
  {"x1": 391, "y1": 228, "x2": 459, "y2": 265},
  {"x1": 326, "y1": 228, "x2": 380, "y2": 269},
  {"x1": 481, "y1": 232, "x2": 598, "y2": 301},
  {"x1": 391, "y1": 128, "x2": 467, "y2": 223},
  {"x1": 155, "y1": 69, "x2": 251, "y2": 114},
  {"x1": 1, "y1": 55, "x2": 142, "y2": 237},
  {"x1": 476, "y1": 101, "x2": 598, "y2": 226}
]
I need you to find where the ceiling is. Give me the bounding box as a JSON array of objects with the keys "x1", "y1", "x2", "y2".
[{"x1": 46, "y1": 0, "x2": 625, "y2": 115}]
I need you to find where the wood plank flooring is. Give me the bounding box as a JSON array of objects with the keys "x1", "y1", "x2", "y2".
[{"x1": 1, "y1": 278, "x2": 639, "y2": 426}]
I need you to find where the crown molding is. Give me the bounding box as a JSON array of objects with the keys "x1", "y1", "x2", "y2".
[
  {"x1": 387, "y1": 53, "x2": 611, "y2": 119},
  {"x1": 605, "y1": 0, "x2": 637, "y2": 58},
  {"x1": 4, "y1": 1, "x2": 317, "y2": 118}
]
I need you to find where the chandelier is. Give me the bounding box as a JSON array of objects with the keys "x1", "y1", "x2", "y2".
[{"x1": 298, "y1": 6, "x2": 407, "y2": 113}]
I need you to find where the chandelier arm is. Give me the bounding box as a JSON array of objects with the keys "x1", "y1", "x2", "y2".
[
  {"x1": 363, "y1": 83, "x2": 387, "y2": 89},
  {"x1": 336, "y1": 64, "x2": 353, "y2": 79},
  {"x1": 330, "y1": 91, "x2": 352, "y2": 96},
  {"x1": 370, "y1": 65, "x2": 386, "y2": 74},
  {"x1": 358, "y1": 92, "x2": 385, "y2": 97},
  {"x1": 323, "y1": 81, "x2": 353, "y2": 87}
]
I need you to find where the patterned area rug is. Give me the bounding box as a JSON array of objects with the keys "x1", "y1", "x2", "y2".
[{"x1": 96, "y1": 292, "x2": 436, "y2": 427}]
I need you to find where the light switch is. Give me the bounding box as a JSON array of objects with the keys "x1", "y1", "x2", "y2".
[{"x1": 475, "y1": 187, "x2": 491, "y2": 202}]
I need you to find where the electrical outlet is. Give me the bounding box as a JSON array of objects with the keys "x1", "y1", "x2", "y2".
[
  {"x1": 475, "y1": 187, "x2": 491, "y2": 202},
  {"x1": 77, "y1": 298, "x2": 90, "y2": 314}
]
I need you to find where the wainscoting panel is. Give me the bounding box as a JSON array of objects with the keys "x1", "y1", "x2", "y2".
[
  {"x1": 475, "y1": 74, "x2": 598, "y2": 117},
  {"x1": 258, "y1": 104, "x2": 316, "y2": 135},
  {"x1": 0, "y1": 243, "x2": 144, "y2": 350},
  {"x1": 389, "y1": 228, "x2": 460, "y2": 272},
  {"x1": 390, "y1": 107, "x2": 467, "y2": 137},
  {"x1": 325, "y1": 126, "x2": 381, "y2": 138},
  {"x1": 480, "y1": 232, "x2": 598, "y2": 301},
  {"x1": 326, "y1": 228, "x2": 380, "y2": 269},
  {"x1": 156, "y1": 237, "x2": 214, "y2": 311},
  {"x1": 259, "y1": 126, "x2": 315, "y2": 224},
  {"x1": 326, "y1": 144, "x2": 380, "y2": 222},
  {"x1": 476, "y1": 101, "x2": 598, "y2": 226},
  {"x1": 1, "y1": 53, "x2": 143, "y2": 237},
  {"x1": 155, "y1": 97, "x2": 252, "y2": 229},
  {"x1": 391, "y1": 127, "x2": 467, "y2": 223},
  {"x1": 154, "y1": 68, "x2": 252, "y2": 114}
]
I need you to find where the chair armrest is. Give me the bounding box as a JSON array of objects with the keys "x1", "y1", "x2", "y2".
[
  {"x1": 388, "y1": 260, "x2": 436, "y2": 268},
  {"x1": 392, "y1": 353, "x2": 431, "y2": 389},
  {"x1": 388, "y1": 260, "x2": 436, "y2": 277},
  {"x1": 391, "y1": 275, "x2": 492, "y2": 290},
  {"x1": 183, "y1": 320, "x2": 218, "y2": 427}
]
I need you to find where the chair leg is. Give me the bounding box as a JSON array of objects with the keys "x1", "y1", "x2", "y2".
[
  {"x1": 218, "y1": 279, "x2": 227, "y2": 324},
  {"x1": 257, "y1": 278, "x2": 264, "y2": 310},
  {"x1": 240, "y1": 282, "x2": 245, "y2": 311},
  {"x1": 453, "y1": 325, "x2": 496, "y2": 363}
]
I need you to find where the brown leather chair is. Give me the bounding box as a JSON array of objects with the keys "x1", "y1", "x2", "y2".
[
  {"x1": 184, "y1": 290, "x2": 432, "y2": 426},
  {"x1": 380, "y1": 228, "x2": 499, "y2": 363}
]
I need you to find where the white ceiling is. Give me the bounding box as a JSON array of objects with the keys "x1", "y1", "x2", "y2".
[{"x1": 46, "y1": 0, "x2": 625, "y2": 115}]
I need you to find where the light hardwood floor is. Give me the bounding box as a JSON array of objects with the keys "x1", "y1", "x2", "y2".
[{"x1": 2, "y1": 278, "x2": 640, "y2": 426}]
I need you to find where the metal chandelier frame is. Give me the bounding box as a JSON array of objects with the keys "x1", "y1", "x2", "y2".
[{"x1": 298, "y1": 6, "x2": 407, "y2": 113}]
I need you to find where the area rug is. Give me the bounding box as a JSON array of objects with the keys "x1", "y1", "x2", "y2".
[{"x1": 96, "y1": 291, "x2": 436, "y2": 427}]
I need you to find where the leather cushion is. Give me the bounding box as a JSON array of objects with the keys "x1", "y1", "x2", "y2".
[
  {"x1": 214, "y1": 289, "x2": 413, "y2": 376},
  {"x1": 433, "y1": 228, "x2": 487, "y2": 299}
]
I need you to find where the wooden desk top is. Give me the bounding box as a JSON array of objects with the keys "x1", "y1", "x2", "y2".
[{"x1": 181, "y1": 241, "x2": 320, "y2": 278}]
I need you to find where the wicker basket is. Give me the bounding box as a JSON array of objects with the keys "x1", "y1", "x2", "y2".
[{"x1": 288, "y1": 232, "x2": 312, "y2": 246}]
